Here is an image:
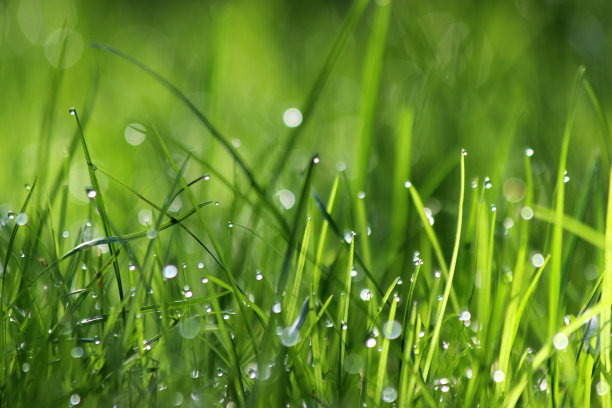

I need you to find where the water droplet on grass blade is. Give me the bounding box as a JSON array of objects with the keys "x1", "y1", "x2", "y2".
[
  {"x1": 70, "y1": 394, "x2": 81, "y2": 405},
  {"x1": 553, "y1": 333, "x2": 568, "y2": 350},
  {"x1": 283, "y1": 108, "x2": 302, "y2": 127},
  {"x1": 16, "y1": 213, "x2": 28, "y2": 225},
  {"x1": 520, "y1": 206, "x2": 534, "y2": 220},
  {"x1": 381, "y1": 386, "x2": 397, "y2": 403},
  {"x1": 360, "y1": 289, "x2": 372, "y2": 301},
  {"x1": 279, "y1": 327, "x2": 299, "y2": 347},
  {"x1": 124, "y1": 123, "x2": 146, "y2": 146},
  {"x1": 71, "y1": 346, "x2": 84, "y2": 358},
  {"x1": 597, "y1": 381, "x2": 609, "y2": 396},
  {"x1": 69, "y1": 107, "x2": 76, "y2": 115},
  {"x1": 492, "y1": 370, "x2": 505, "y2": 383},
  {"x1": 146, "y1": 228, "x2": 157, "y2": 239},
  {"x1": 526, "y1": 148, "x2": 534, "y2": 157},
  {"x1": 277, "y1": 190, "x2": 295, "y2": 210},
  {"x1": 531, "y1": 253, "x2": 545, "y2": 268},
  {"x1": 366, "y1": 338, "x2": 377, "y2": 348},
  {"x1": 382, "y1": 320, "x2": 402, "y2": 339},
  {"x1": 344, "y1": 353, "x2": 363, "y2": 374},
  {"x1": 272, "y1": 302, "x2": 282, "y2": 314},
  {"x1": 179, "y1": 317, "x2": 201, "y2": 339},
  {"x1": 163, "y1": 264, "x2": 178, "y2": 279}
]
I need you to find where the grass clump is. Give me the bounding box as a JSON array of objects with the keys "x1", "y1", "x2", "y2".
[{"x1": 2, "y1": 0, "x2": 612, "y2": 407}]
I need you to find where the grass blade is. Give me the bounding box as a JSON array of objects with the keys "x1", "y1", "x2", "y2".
[
  {"x1": 70, "y1": 107, "x2": 124, "y2": 305},
  {"x1": 421, "y1": 149, "x2": 466, "y2": 381}
]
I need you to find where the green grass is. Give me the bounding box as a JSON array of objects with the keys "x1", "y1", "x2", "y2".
[{"x1": 3, "y1": 0, "x2": 612, "y2": 406}]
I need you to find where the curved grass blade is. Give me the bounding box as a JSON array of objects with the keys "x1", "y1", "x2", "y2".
[
  {"x1": 549, "y1": 66, "x2": 585, "y2": 343},
  {"x1": 405, "y1": 177, "x2": 460, "y2": 314},
  {"x1": 268, "y1": 0, "x2": 369, "y2": 187},
  {"x1": 421, "y1": 149, "x2": 466, "y2": 381},
  {"x1": 312, "y1": 188, "x2": 383, "y2": 296},
  {"x1": 90, "y1": 42, "x2": 288, "y2": 236},
  {"x1": 71, "y1": 107, "x2": 124, "y2": 305},
  {"x1": 276, "y1": 154, "x2": 319, "y2": 295},
  {"x1": 533, "y1": 205, "x2": 604, "y2": 249}
]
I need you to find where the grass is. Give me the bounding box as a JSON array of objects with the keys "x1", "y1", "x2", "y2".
[{"x1": 2, "y1": 0, "x2": 612, "y2": 407}]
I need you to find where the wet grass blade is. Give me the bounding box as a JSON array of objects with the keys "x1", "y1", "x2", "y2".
[
  {"x1": 90, "y1": 42, "x2": 288, "y2": 236},
  {"x1": 71, "y1": 107, "x2": 125, "y2": 305},
  {"x1": 353, "y1": 0, "x2": 392, "y2": 270},
  {"x1": 269, "y1": 0, "x2": 369, "y2": 187},
  {"x1": 421, "y1": 150, "x2": 466, "y2": 381},
  {"x1": 276, "y1": 154, "x2": 318, "y2": 295},
  {"x1": 405, "y1": 178, "x2": 460, "y2": 314},
  {"x1": 601, "y1": 165, "x2": 612, "y2": 408},
  {"x1": 549, "y1": 66, "x2": 585, "y2": 343}
]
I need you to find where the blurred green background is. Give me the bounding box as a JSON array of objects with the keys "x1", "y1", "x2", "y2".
[{"x1": 1, "y1": 0, "x2": 611, "y2": 269}]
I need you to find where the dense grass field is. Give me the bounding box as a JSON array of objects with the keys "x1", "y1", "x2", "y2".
[{"x1": 2, "y1": 0, "x2": 612, "y2": 406}]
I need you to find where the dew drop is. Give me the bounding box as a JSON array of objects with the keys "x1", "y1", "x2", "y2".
[
  {"x1": 179, "y1": 317, "x2": 201, "y2": 339},
  {"x1": 62, "y1": 230, "x2": 70, "y2": 238},
  {"x1": 597, "y1": 381, "x2": 609, "y2": 396},
  {"x1": 492, "y1": 370, "x2": 505, "y2": 383},
  {"x1": 366, "y1": 338, "x2": 377, "y2": 348},
  {"x1": 71, "y1": 346, "x2": 84, "y2": 358},
  {"x1": 404, "y1": 181, "x2": 412, "y2": 188},
  {"x1": 526, "y1": 148, "x2": 534, "y2": 157},
  {"x1": 69, "y1": 107, "x2": 76, "y2": 115},
  {"x1": 484, "y1": 177, "x2": 492, "y2": 189},
  {"x1": 552, "y1": 333, "x2": 568, "y2": 350},
  {"x1": 360, "y1": 289, "x2": 372, "y2": 301},
  {"x1": 279, "y1": 327, "x2": 299, "y2": 347},
  {"x1": 563, "y1": 170, "x2": 570, "y2": 183},
  {"x1": 198, "y1": 262, "x2": 205, "y2": 269},
  {"x1": 357, "y1": 191, "x2": 366, "y2": 199},
  {"x1": 16, "y1": 213, "x2": 28, "y2": 226},
  {"x1": 381, "y1": 386, "x2": 398, "y2": 403},
  {"x1": 283, "y1": 108, "x2": 302, "y2": 128},
  {"x1": 70, "y1": 394, "x2": 81, "y2": 406},
  {"x1": 520, "y1": 206, "x2": 534, "y2": 220},
  {"x1": 277, "y1": 190, "x2": 295, "y2": 210},
  {"x1": 459, "y1": 310, "x2": 471, "y2": 321},
  {"x1": 255, "y1": 270, "x2": 263, "y2": 281},
  {"x1": 382, "y1": 320, "x2": 402, "y2": 339},
  {"x1": 531, "y1": 253, "x2": 545, "y2": 268},
  {"x1": 272, "y1": 302, "x2": 282, "y2": 314},
  {"x1": 124, "y1": 123, "x2": 146, "y2": 146},
  {"x1": 344, "y1": 353, "x2": 363, "y2": 374},
  {"x1": 146, "y1": 228, "x2": 157, "y2": 239},
  {"x1": 228, "y1": 222, "x2": 234, "y2": 228},
  {"x1": 24, "y1": 183, "x2": 31, "y2": 191},
  {"x1": 22, "y1": 362, "x2": 30, "y2": 373},
  {"x1": 163, "y1": 264, "x2": 178, "y2": 279}
]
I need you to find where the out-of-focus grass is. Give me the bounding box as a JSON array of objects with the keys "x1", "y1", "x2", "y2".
[{"x1": 2, "y1": 0, "x2": 612, "y2": 406}]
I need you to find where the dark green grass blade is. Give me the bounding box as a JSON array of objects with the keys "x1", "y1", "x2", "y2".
[
  {"x1": 276, "y1": 154, "x2": 319, "y2": 295},
  {"x1": 90, "y1": 42, "x2": 288, "y2": 236},
  {"x1": 31, "y1": 202, "x2": 211, "y2": 284},
  {"x1": 312, "y1": 188, "x2": 383, "y2": 295},
  {"x1": 584, "y1": 79, "x2": 612, "y2": 164},
  {"x1": 96, "y1": 167, "x2": 225, "y2": 268},
  {"x1": 268, "y1": 0, "x2": 369, "y2": 188},
  {"x1": 71, "y1": 107, "x2": 124, "y2": 304},
  {"x1": 548, "y1": 66, "x2": 585, "y2": 342}
]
